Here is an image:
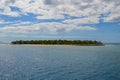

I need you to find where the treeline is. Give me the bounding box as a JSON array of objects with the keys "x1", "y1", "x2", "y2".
[{"x1": 11, "y1": 40, "x2": 103, "y2": 46}]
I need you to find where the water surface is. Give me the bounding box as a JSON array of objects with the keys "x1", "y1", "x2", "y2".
[{"x1": 0, "y1": 44, "x2": 120, "y2": 80}]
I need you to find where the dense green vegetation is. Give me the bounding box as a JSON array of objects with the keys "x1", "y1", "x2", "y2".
[{"x1": 11, "y1": 40, "x2": 103, "y2": 46}]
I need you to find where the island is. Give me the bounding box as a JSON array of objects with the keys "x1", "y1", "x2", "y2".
[{"x1": 11, "y1": 40, "x2": 103, "y2": 46}]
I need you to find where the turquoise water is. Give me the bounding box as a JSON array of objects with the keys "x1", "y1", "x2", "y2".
[{"x1": 0, "y1": 44, "x2": 120, "y2": 80}]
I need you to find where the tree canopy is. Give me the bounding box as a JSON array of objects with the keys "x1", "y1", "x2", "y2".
[{"x1": 11, "y1": 40, "x2": 103, "y2": 46}]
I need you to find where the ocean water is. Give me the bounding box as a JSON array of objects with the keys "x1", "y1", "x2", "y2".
[{"x1": 0, "y1": 44, "x2": 120, "y2": 80}]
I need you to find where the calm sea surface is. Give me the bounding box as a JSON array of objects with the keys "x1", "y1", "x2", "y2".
[{"x1": 0, "y1": 44, "x2": 120, "y2": 80}]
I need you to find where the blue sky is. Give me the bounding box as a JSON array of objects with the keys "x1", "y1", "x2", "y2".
[{"x1": 0, "y1": 0, "x2": 120, "y2": 43}]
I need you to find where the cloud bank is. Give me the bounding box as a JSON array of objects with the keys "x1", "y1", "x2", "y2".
[
  {"x1": 0, "y1": 22, "x2": 96, "y2": 34},
  {"x1": 0, "y1": 0, "x2": 119, "y2": 21},
  {"x1": 0, "y1": 0, "x2": 120, "y2": 40},
  {"x1": 0, "y1": 0, "x2": 120, "y2": 21}
]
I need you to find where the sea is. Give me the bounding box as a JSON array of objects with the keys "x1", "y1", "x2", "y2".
[{"x1": 0, "y1": 44, "x2": 120, "y2": 80}]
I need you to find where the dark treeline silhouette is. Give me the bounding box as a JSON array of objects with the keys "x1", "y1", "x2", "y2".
[{"x1": 11, "y1": 40, "x2": 103, "y2": 46}]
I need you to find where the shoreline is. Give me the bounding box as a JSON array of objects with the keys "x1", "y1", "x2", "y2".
[{"x1": 11, "y1": 44, "x2": 104, "y2": 46}]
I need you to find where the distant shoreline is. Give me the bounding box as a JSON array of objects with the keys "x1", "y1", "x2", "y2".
[
  {"x1": 11, "y1": 44, "x2": 104, "y2": 46},
  {"x1": 11, "y1": 40, "x2": 104, "y2": 46}
]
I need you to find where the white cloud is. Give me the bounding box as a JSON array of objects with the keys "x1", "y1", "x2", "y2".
[
  {"x1": 2, "y1": 7, "x2": 20, "y2": 17},
  {"x1": 0, "y1": 0, "x2": 20, "y2": 17},
  {"x1": 0, "y1": 0, "x2": 120, "y2": 24},
  {"x1": 104, "y1": 11, "x2": 120, "y2": 22},
  {"x1": 0, "y1": 0, "x2": 120, "y2": 42},
  {"x1": 36, "y1": 14, "x2": 64, "y2": 19},
  {"x1": 0, "y1": 0, "x2": 120, "y2": 22},
  {"x1": 11, "y1": 21, "x2": 33, "y2": 26},
  {"x1": 0, "y1": 20, "x2": 5, "y2": 24},
  {"x1": 64, "y1": 15, "x2": 99, "y2": 25},
  {"x1": 0, "y1": 22, "x2": 96, "y2": 34}
]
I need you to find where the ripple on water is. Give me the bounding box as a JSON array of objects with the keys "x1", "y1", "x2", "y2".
[
  {"x1": 28, "y1": 65, "x2": 68, "y2": 80},
  {"x1": 0, "y1": 45, "x2": 120, "y2": 80}
]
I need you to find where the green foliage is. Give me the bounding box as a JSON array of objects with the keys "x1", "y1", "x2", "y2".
[{"x1": 11, "y1": 40, "x2": 103, "y2": 46}]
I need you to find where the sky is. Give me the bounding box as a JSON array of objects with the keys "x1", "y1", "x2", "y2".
[{"x1": 0, "y1": 0, "x2": 120, "y2": 43}]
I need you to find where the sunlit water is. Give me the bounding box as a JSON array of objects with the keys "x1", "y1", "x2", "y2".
[{"x1": 0, "y1": 44, "x2": 120, "y2": 80}]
